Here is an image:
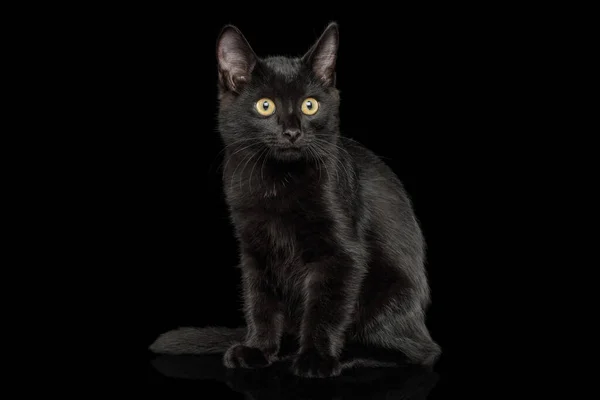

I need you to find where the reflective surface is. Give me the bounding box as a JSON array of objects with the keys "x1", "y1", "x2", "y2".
[{"x1": 148, "y1": 352, "x2": 441, "y2": 399}]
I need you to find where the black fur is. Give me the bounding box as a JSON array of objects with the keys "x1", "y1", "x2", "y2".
[{"x1": 149, "y1": 22, "x2": 441, "y2": 378}]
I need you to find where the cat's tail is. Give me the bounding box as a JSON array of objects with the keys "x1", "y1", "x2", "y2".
[{"x1": 149, "y1": 326, "x2": 246, "y2": 355}]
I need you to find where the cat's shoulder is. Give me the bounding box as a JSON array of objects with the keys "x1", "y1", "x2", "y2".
[
  {"x1": 339, "y1": 137, "x2": 385, "y2": 165},
  {"x1": 339, "y1": 136, "x2": 404, "y2": 188}
]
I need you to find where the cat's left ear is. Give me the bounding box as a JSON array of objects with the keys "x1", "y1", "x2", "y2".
[
  {"x1": 216, "y1": 25, "x2": 257, "y2": 93},
  {"x1": 302, "y1": 22, "x2": 339, "y2": 87}
]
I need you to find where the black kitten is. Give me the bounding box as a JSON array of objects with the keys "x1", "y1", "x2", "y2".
[{"x1": 150, "y1": 22, "x2": 441, "y2": 378}]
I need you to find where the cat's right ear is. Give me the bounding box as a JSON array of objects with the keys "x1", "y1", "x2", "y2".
[
  {"x1": 216, "y1": 25, "x2": 257, "y2": 93},
  {"x1": 302, "y1": 22, "x2": 339, "y2": 87}
]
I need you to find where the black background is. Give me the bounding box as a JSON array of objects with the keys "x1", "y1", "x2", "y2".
[{"x1": 100, "y1": 5, "x2": 517, "y2": 396}]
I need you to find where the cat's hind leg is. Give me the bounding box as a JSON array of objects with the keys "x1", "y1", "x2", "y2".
[{"x1": 358, "y1": 300, "x2": 441, "y2": 367}]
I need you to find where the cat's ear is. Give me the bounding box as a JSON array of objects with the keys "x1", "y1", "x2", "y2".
[
  {"x1": 302, "y1": 22, "x2": 339, "y2": 87},
  {"x1": 216, "y1": 25, "x2": 257, "y2": 93}
]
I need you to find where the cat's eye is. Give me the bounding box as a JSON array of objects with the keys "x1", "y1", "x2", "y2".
[
  {"x1": 301, "y1": 98, "x2": 319, "y2": 115},
  {"x1": 256, "y1": 98, "x2": 276, "y2": 116}
]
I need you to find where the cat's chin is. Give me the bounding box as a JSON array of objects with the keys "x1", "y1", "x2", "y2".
[{"x1": 270, "y1": 147, "x2": 304, "y2": 162}]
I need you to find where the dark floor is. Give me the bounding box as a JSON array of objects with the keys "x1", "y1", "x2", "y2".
[{"x1": 146, "y1": 350, "x2": 464, "y2": 399}]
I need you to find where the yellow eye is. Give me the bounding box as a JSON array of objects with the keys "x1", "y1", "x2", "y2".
[
  {"x1": 256, "y1": 98, "x2": 276, "y2": 116},
  {"x1": 301, "y1": 98, "x2": 319, "y2": 115}
]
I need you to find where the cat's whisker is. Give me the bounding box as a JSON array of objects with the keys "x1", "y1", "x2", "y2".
[
  {"x1": 315, "y1": 139, "x2": 352, "y2": 174},
  {"x1": 260, "y1": 148, "x2": 270, "y2": 182},
  {"x1": 312, "y1": 136, "x2": 354, "y2": 161},
  {"x1": 318, "y1": 152, "x2": 331, "y2": 184},
  {"x1": 223, "y1": 142, "x2": 262, "y2": 188},
  {"x1": 229, "y1": 149, "x2": 259, "y2": 194},
  {"x1": 311, "y1": 146, "x2": 330, "y2": 184},
  {"x1": 307, "y1": 147, "x2": 323, "y2": 183},
  {"x1": 237, "y1": 149, "x2": 262, "y2": 194},
  {"x1": 249, "y1": 147, "x2": 269, "y2": 193},
  {"x1": 310, "y1": 145, "x2": 334, "y2": 184},
  {"x1": 210, "y1": 138, "x2": 263, "y2": 175},
  {"x1": 312, "y1": 139, "x2": 349, "y2": 184},
  {"x1": 313, "y1": 134, "x2": 395, "y2": 161},
  {"x1": 310, "y1": 146, "x2": 329, "y2": 183}
]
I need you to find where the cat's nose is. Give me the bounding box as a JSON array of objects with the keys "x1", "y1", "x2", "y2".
[{"x1": 282, "y1": 129, "x2": 302, "y2": 143}]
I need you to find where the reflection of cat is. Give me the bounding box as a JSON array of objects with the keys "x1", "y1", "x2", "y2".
[
  {"x1": 150, "y1": 22, "x2": 441, "y2": 378},
  {"x1": 150, "y1": 354, "x2": 439, "y2": 400}
]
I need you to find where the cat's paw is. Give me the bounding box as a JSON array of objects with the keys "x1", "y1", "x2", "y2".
[
  {"x1": 223, "y1": 344, "x2": 273, "y2": 369},
  {"x1": 292, "y1": 349, "x2": 341, "y2": 378}
]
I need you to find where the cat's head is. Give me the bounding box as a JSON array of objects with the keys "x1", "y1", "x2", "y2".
[{"x1": 216, "y1": 23, "x2": 340, "y2": 162}]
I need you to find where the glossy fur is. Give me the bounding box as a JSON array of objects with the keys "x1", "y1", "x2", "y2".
[{"x1": 149, "y1": 22, "x2": 441, "y2": 378}]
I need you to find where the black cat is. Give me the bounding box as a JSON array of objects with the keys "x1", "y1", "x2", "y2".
[{"x1": 149, "y1": 22, "x2": 441, "y2": 378}]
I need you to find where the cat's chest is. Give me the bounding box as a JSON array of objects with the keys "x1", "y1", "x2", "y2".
[
  {"x1": 227, "y1": 170, "x2": 323, "y2": 214},
  {"x1": 234, "y1": 199, "x2": 319, "y2": 243},
  {"x1": 231, "y1": 189, "x2": 326, "y2": 258}
]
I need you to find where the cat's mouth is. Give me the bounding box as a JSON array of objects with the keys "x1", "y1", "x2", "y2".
[
  {"x1": 271, "y1": 145, "x2": 304, "y2": 161},
  {"x1": 272, "y1": 143, "x2": 304, "y2": 151},
  {"x1": 276, "y1": 146, "x2": 301, "y2": 152}
]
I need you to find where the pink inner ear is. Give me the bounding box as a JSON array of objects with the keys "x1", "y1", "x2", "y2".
[
  {"x1": 220, "y1": 49, "x2": 248, "y2": 76},
  {"x1": 313, "y1": 48, "x2": 336, "y2": 82},
  {"x1": 311, "y1": 35, "x2": 337, "y2": 84},
  {"x1": 218, "y1": 31, "x2": 255, "y2": 84},
  {"x1": 314, "y1": 53, "x2": 336, "y2": 72}
]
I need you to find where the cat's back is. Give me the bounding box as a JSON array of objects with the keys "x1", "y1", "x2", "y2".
[
  {"x1": 340, "y1": 137, "x2": 410, "y2": 201},
  {"x1": 340, "y1": 136, "x2": 423, "y2": 251}
]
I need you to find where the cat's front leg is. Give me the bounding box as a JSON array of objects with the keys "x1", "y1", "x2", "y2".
[
  {"x1": 293, "y1": 253, "x2": 364, "y2": 378},
  {"x1": 224, "y1": 253, "x2": 283, "y2": 369}
]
